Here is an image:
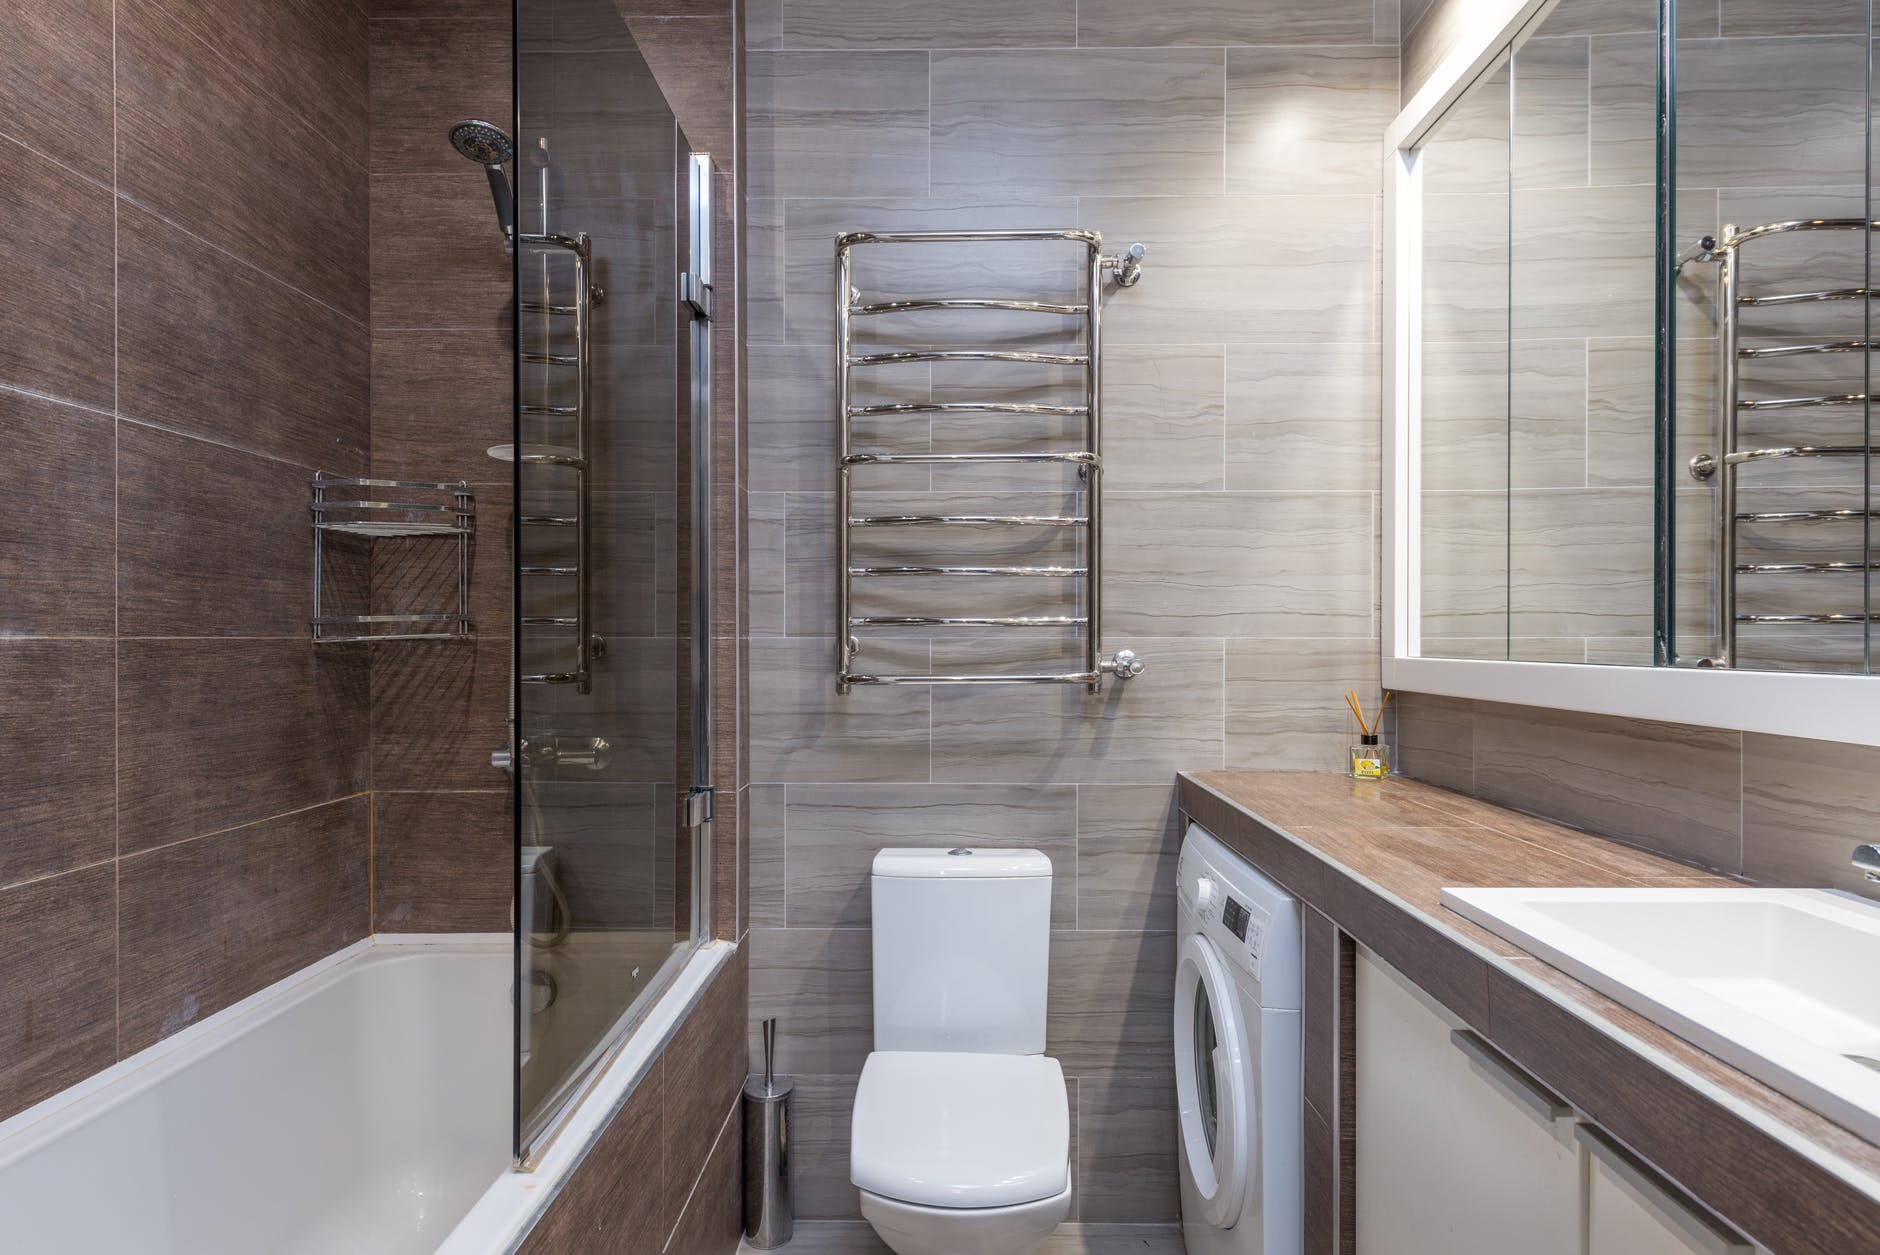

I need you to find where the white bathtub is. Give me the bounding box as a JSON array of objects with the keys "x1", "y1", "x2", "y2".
[{"x1": 0, "y1": 934, "x2": 731, "y2": 1255}]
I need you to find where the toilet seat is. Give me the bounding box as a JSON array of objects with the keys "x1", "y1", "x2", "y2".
[{"x1": 851, "y1": 1051, "x2": 1070, "y2": 1209}]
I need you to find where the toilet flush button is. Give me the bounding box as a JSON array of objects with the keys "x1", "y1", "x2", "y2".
[{"x1": 948, "y1": 848, "x2": 973, "y2": 856}]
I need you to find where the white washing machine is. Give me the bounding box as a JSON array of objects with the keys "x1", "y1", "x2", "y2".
[{"x1": 1175, "y1": 821, "x2": 1303, "y2": 1255}]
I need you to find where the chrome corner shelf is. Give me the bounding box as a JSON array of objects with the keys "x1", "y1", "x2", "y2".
[
  {"x1": 834, "y1": 228, "x2": 1147, "y2": 693},
  {"x1": 310, "y1": 474, "x2": 474, "y2": 643},
  {"x1": 1684, "y1": 217, "x2": 1880, "y2": 666}
]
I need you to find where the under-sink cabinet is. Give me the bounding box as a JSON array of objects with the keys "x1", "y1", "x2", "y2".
[{"x1": 1355, "y1": 950, "x2": 1758, "y2": 1255}]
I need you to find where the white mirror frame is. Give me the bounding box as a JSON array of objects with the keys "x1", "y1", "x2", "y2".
[{"x1": 1382, "y1": 0, "x2": 1880, "y2": 745}]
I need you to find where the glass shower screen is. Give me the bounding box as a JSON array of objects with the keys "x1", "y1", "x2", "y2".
[{"x1": 510, "y1": 0, "x2": 707, "y2": 1159}]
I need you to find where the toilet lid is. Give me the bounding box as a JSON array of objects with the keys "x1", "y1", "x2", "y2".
[{"x1": 851, "y1": 1052, "x2": 1070, "y2": 1209}]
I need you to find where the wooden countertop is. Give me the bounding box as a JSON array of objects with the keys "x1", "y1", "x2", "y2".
[{"x1": 1178, "y1": 770, "x2": 1880, "y2": 1255}]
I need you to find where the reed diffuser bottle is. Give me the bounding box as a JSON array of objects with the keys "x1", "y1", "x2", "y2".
[{"x1": 1346, "y1": 690, "x2": 1391, "y2": 779}]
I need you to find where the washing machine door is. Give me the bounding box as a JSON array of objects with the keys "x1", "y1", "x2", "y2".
[{"x1": 1174, "y1": 931, "x2": 1254, "y2": 1230}]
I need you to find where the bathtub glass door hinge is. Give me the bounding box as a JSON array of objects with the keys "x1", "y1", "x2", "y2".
[{"x1": 684, "y1": 786, "x2": 715, "y2": 828}]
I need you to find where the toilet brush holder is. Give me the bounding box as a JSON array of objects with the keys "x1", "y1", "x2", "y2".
[{"x1": 743, "y1": 1018, "x2": 794, "y2": 1248}]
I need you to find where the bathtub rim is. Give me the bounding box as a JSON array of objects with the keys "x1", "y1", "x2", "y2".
[{"x1": 440, "y1": 938, "x2": 734, "y2": 1254}]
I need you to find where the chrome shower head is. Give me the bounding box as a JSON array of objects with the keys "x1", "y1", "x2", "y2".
[{"x1": 450, "y1": 119, "x2": 514, "y2": 167}]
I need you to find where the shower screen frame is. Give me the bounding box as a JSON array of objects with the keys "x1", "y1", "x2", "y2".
[{"x1": 1380, "y1": 0, "x2": 1880, "y2": 746}]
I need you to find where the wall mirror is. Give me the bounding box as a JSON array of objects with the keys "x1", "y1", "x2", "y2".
[{"x1": 1385, "y1": 0, "x2": 1880, "y2": 743}]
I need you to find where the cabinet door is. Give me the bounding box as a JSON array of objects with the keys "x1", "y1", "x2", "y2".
[
  {"x1": 1582, "y1": 1127, "x2": 1755, "y2": 1255},
  {"x1": 1355, "y1": 950, "x2": 1581, "y2": 1255}
]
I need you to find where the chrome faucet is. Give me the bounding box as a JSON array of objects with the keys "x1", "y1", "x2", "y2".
[{"x1": 1854, "y1": 845, "x2": 1880, "y2": 882}]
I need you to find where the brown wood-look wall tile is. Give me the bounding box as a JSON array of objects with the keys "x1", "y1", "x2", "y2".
[
  {"x1": 116, "y1": 423, "x2": 322, "y2": 637},
  {"x1": 369, "y1": 17, "x2": 512, "y2": 175},
  {"x1": 662, "y1": 948, "x2": 749, "y2": 1237},
  {"x1": 1303, "y1": 1102, "x2": 1336, "y2": 1255},
  {"x1": 371, "y1": 0, "x2": 509, "y2": 19},
  {"x1": 0, "y1": 391, "x2": 114, "y2": 636},
  {"x1": 709, "y1": 774, "x2": 741, "y2": 940},
  {"x1": 1327, "y1": 874, "x2": 1490, "y2": 1027},
  {"x1": 0, "y1": 640, "x2": 115, "y2": 889},
  {"x1": 0, "y1": 0, "x2": 114, "y2": 183},
  {"x1": 160, "y1": 0, "x2": 369, "y2": 156},
  {"x1": 118, "y1": 639, "x2": 370, "y2": 852},
  {"x1": 663, "y1": 1100, "x2": 742, "y2": 1254},
  {"x1": 116, "y1": 205, "x2": 369, "y2": 469},
  {"x1": 0, "y1": 865, "x2": 116, "y2": 1123},
  {"x1": 625, "y1": 16, "x2": 736, "y2": 162},
  {"x1": 116, "y1": 0, "x2": 369, "y2": 320},
  {"x1": 370, "y1": 173, "x2": 514, "y2": 330},
  {"x1": 371, "y1": 638, "x2": 511, "y2": 791},
  {"x1": 373, "y1": 789, "x2": 513, "y2": 930},
  {"x1": 0, "y1": 135, "x2": 114, "y2": 409},
  {"x1": 517, "y1": 1060, "x2": 666, "y2": 1255},
  {"x1": 371, "y1": 328, "x2": 513, "y2": 482},
  {"x1": 1302, "y1": 906, "x2": 1336, "y2": 1124},
  {"x1": 118, "y1": 797, "x2": 370, "y2": 1052}
]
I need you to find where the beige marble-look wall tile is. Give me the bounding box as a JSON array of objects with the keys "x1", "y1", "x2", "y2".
[
  {"x1": 749, "y1": 783, "x2": 787, "y2": 927},
  {"x1": 787, "y1": 1073, "x2": 866, "y2": 1219},
  {"x1": 750, "y1": 637, "x2": 931, "y2": 782},
  {"x1": 1075, "y1": 784, "x2": 1181, "y2": 933},
  {"x1": 1471, "y1": 701, "x2": 1742, "y2": 871},
  {"x1": 746, "y1": 51, "x2": 931, "y2": 200},
  {"x1": 1591, "y1": 34, "x2": 1867, "y2": 189},
  {"x1": 1225, "y1": 637, "x2": 1379, "y2": 772},
  {"x1": 1511, "y1": 36, "x2": 1590, "y2": 190},
  {"x1": 1511, "y1": 184, "x2": 1656, "y2": 340},
  {"x1": 747, "y1": 342, "x2": 930, "y2": 494},
  {"x1": 1226, "y1": 343, "x2": 1380, "y2": 493},
  {"x1": 785, "y1": 784, "x2": 1078, "y2": 928},
  {"x1": 781, "y1": 0, "x2": 1076, "y2": 47},
  {"x1": 1077, "y1": 0, "x2": 1375, "y2": 46},
  {"x1": 929, "y1": 638, "x2": 1225, "y2": 784},
  {"x1": 1105, "y1": 492, "x2": 1374, "y2": 638},
  {"x1": 1741, "y1": 734, "x2": 1880, "y2": 903},
  {"x1": 1418, "y1": 489, "x2": 1508, "y2": 640},
  {"x1": 748, "y1": 925, "x2": 874, "y2": 1074},
  {"x1": 748, "y1": 197, "x2": 787, "y2": 343},
  {"x1": 1084, "y1": 195, "x2": 1377, "y2": 346},
  {"x1": 1103, "y1": 345, "x2": 1227, "y2": 491},
  {"x1": 1226, "y1": 46, "x2": 1397, "y2": 196},
  {"x1": 930, "y1": 50, "x2": 1225, "y2": 199},
  {"x1": 1508, "y1": 486, "x2": 1654, "y2": 640},
  {"x1": 749, "y1": 491, "x2": 787, "y2": 635},
  {"x1": 1077, "y1": 1070, "x2": 1180, "y2": 1223},
  {"x1": 1047, "y1": 930, "x2": 1177, "y2": 1072},
  {"x1": 1719, "y1": 0, "x2": 1867, "y2": 37}
]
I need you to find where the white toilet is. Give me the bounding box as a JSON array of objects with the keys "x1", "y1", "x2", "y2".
[{"x1": 850, "y1": 848, "x2": 1072, "y2": 1255}]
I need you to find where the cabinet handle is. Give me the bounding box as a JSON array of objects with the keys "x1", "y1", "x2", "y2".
[
  {"x1": 1449, "y1": 1029, "x2": 1573, "y2": 1122},
  {"x1": 1575, "y1": 1125, "x2": 1753, "y2": 1254}
]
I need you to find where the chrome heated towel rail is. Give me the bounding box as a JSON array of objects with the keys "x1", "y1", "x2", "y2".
[
  {"x1": 1686, "y1": 218, "x2": 1880, "y2": 666},
  {"x1": 511, "y1": 228, "x2": 601, "y2": 692},
  {"x1": 835, "y1": 229, "x2": 1146, "y2": 692}
]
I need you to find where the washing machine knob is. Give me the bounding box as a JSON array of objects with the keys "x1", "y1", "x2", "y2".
[{"x1": 1194, "y1": 877, "x2": 1217, "y2": 916}]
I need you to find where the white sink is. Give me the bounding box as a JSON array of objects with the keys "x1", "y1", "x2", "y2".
[{"x1": 1440, "y1": 887, "x2": 1880, "y2": 1143}]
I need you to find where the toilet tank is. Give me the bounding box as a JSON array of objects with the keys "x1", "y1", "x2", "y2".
[{"x1": 871, "y1": 848, "x2": 1052, "y2": 1054}]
